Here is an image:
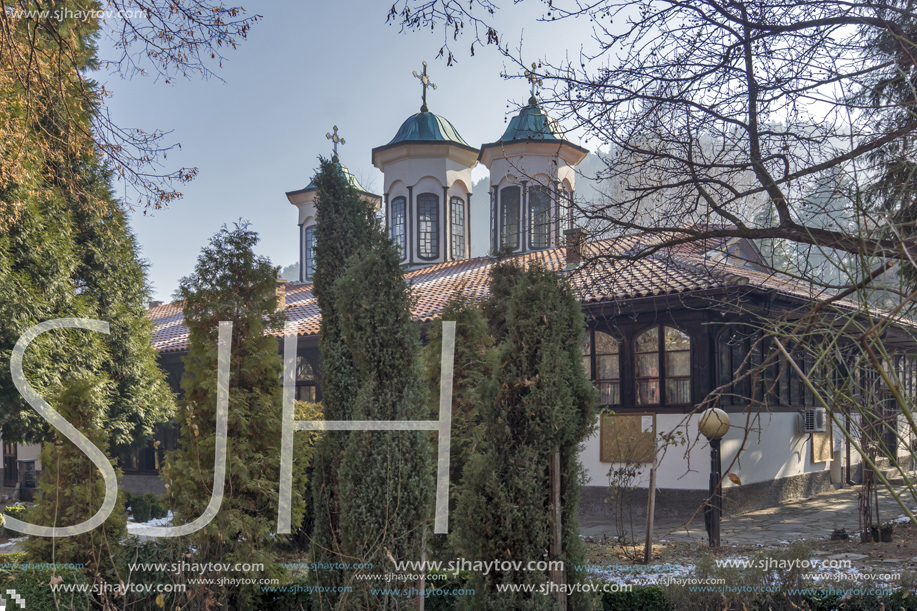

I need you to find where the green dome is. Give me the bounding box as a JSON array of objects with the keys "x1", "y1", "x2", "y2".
[
  {"x1": 499, "y1": 97, "x2": 564, "y2": 142},
  {"x1": 302, "y1": 156, "x2": 369, "y2": 193},
  {"x1": 386, "y1": 111, "x2": 471, "y2": 146}
]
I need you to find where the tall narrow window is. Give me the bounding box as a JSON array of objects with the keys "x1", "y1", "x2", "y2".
[
  {"x1": 636, "y1": 325, "x2": 692, "y2": 405},
  {"x1": 776, "y1": 343, "x2": 806, "y2": 406},
  {"x1": 417, "y1": 193, "x2": 439, "y2": 259},
  {"x1": 582, "y1": 331, "x2": 593, "y2": 378},
  {"x1": 391, "y1": 197, "x2": 406, "y2": 259},
  {"x1": 664, "y1": 327, "x2": 691, "y2": 404},
  {"x1": 295, "y1": 355, "x2": 317, "y2": 402},
  {"x1": 717, "y1": 327, "x2": 752, "y2": 405},
  {"x1": 451, "y1": 196, "x2": 465, "y2": 259},
  {"x1": 556, "y1": 188, "x2": 569, "y2": 243},
  {"x1": 595, "y1": 331, "x2": 621, "y2": 405},
  {"x1": 529, "y1": 186, "x2": 551, "y2": 249},
  {"x1": 500, "y1": 186, "x2": 520, "y2": 250},
  {"x1": 635, "y1": 327, "x2": 660, "y2": 405},
  {"x1": 304, "y1": 225, "x2": 316, "y2": 281}
]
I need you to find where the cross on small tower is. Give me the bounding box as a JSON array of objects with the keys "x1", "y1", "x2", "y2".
[
  {"x1": 325, "y1": 125, "x2": 345, "y2": 160},
  {"x1": 525, "y1": 62, "x2": 543, "y2": 105},
  {"x1": 412, "y1": 61, "x2": 437, "y2": 112}
]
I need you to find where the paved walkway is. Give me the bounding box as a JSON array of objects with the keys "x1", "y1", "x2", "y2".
[{"x1": 580, "y1": 484, "x2": 917, "y2": 547}]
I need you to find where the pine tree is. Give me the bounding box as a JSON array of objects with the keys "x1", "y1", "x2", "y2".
[
  {"x1": 24, "y1": 378, "x2": 127, "y2": 573},
  {"x1": 163, "y1": 222, "x2": 301, "y2": 609},
  {"x1": 451, "y1": 262, "x2": 597, "y2": 611},
  {"x1": 308, "y1": 157, "x2": 380, "y2": 607}
]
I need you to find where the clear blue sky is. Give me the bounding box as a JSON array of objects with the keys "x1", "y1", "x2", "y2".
[{"x1": 97, "y1": 1, "x2": 592, "y2": 302}]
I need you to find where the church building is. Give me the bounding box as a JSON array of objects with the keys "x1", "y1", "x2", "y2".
[{"x1": 142, "y1": 68, "x2": 915, "y2": 523}]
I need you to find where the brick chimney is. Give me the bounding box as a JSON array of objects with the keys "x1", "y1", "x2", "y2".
[
  {"x1": 563, "y1": 228, "x2": 586, "y2": 270},
  {"x1": 276, "y1": 277, "x2": 288, "y2": 310}
]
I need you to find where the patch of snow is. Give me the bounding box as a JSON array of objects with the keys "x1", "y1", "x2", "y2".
[
  {"x1": 0, "y1": 537, "x2": 25, "y2": 548},
  {"x1": 126, "y1": 511, "x2": 173, "y2": 533}
]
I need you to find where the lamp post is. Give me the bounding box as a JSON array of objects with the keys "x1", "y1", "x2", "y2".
[{"x1": 699, "y1": 407, "x2": 730, "y2": 548}]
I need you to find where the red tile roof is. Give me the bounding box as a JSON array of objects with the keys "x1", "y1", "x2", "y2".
[{"x1": 148, "y1": 236, "x2": 832, "y2": 353}]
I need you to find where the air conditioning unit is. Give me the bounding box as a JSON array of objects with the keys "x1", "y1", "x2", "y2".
[{"x1": 801, "y1": 408, "x2": 827, "y2": 433}]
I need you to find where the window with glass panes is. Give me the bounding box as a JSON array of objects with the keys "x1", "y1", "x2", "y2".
[
  {"x1": 635, "y1": 326, "x2": 691, "y2": 405},
  {"x1": 582, "y1": 330, "x2": 621, "y2": 406},
  {"x1": 529, "y1": 186, "x2": 551, "y2": 249},
  {"x1": 717, "y1": 326, "x2": 761, "y2": 405},
  {"x1": 450, "y1": 197, "x2": 465, "y2": 259},
  {"x1": 391, "y1": 197, "x2": 406, "y2": 259},
  {"x1": 296, "y1": 355, "x2": 317, "y2": 402},
  {"x1": 417, "y1": 193, "x2": 439, "y2": 259},
  {"x1": 500, "y1": 186, "x2": 520, "y2": 250},
  {"x1": 595, "y1": 331, "x2": 620, "y2": 405},
  {"x1": 304, "y1": 226, "x2": 316, "y2": 280}
]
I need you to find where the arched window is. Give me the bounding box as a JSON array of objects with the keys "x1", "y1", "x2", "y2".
[
  {"x1": 417, "y1": 193, "x2": 439, "y2": 259},
  {"x1": 635, "y1": 326, "x2": 691, "y2": 405},
  {"x1": 304, "y1": 225, "x2": 316, "y2": 281},
  {"x1": 391, "y1": 197, "x2": 406, "y2": 259},
  {"x1": 529, "y1": 186, "x2": 551, "y2": 249},
  {"x1": 450, "y1": 196, "x2": 465, "y2": 259},
  {"x1": 500, "y1": 186, "x2": 520, "y2": 250},
  {"x1": 296, "y1": 355, "x2": 317, "y2": 402}
]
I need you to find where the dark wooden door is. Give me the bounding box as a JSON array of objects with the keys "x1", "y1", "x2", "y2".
[{"x1": 3, "y1": 442, "x2": 17, "y2": 487}]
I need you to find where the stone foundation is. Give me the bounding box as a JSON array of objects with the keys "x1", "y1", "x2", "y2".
[{"x1": 578, "y1": 469, "x2": 838, "y2": 522}]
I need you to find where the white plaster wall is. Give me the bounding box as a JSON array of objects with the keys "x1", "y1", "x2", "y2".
[
  {"x1": 381, "y1": 155, "x2": 474, "y2": 195},
  {"x1": 488, "y1": 157, "x2": 576, "y2": 192},
  {"x1": 294, "y1": 192, "x2": 317, "y2": 225},
  {"x1": 18, "y1": 443, "x2": 42, "y2": 472},
  {"x1": 579, "y1": 412, "x2": 854, "y2": 491}
]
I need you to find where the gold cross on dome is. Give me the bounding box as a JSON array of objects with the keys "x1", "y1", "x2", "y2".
[
  {"x1": 412, "y1": 61, "x2": 437, "y2": 112},
  {"x1": 325, "y1": 125, "x2": 345, "y2": 157},
  {"x1": 525, "y1": 62, "x2": 543, "y2": 100}
]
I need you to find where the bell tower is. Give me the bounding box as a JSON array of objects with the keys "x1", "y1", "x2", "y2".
[
  {"x1": 286, "y1": 125, "x2": 382, "y2": 282},
  {"x1": 371, "y1": 62, "x2": 479, "y2": 268},
  {"x1": 479, "y1": 67, "x2": 588, "y2": 255}
]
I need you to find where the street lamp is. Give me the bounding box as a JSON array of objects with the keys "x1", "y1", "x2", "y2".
[{"x1": 699, "y1": 407, "x2": 730, "y2": 548}]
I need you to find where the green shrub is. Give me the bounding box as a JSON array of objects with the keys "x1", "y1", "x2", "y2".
[
  {"x1": 111, "y1": 537, "x2": 198, "y2": 610},
  {"x1": 129, "y1": 493, "x2": 167, "y2": 523},
  {"x1": 0, "y1": 560, "x2": 91, "y2": 610},
  {"x1": 425, "y1": 570, "x2": 473, "y2": 611},
  {"x1": 1, "y1": 504, "x2": 29, "y2": 538},
  {"x1": 602, "y1": 585, "x2": 671, "y2": 610},
  {"x1": 257, "y1": 577, "x2": 312, "y2": 611}
]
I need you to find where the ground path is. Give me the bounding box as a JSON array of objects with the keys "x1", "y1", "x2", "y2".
[{"x1": 580, "y1": 484, "x2": 917, "y2": 546}]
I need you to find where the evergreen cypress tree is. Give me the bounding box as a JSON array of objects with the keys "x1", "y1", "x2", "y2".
[
  {"x1": 0, "y1": 1, "x2": 173, "y2": 447},
  {"x1": 333, "y1": 231, "x2": 434, "y2": 609},
  {"x1": 24, "y1": 378, "x2": 127, "y2": 573},
  {"x1": 451, "y1": 262, "x2": 597, "y2": 611},
  {"x1": 422, "y1": 296, "x2": 495, "y2": 559},
  {"x1": 308, "y1": 157, "x2": 380, "y2": 606},
  {"x1": 163, "y1": 222, "x2": 301, "y2": 609}
]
